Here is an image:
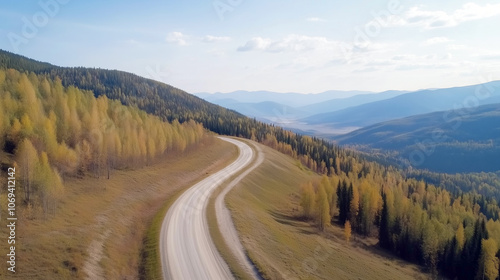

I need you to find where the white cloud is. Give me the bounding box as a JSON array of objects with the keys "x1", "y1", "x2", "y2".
[
  {"x1": 454, "y1": 3, "x2": 500, "y2": 22},
  {"x1": 421, "y1": 36, "x2": 451, "y2": 46},
  {"x1": 447, "y1": 44, "x2": 468, "y2": 50},
  {"x1": 202, "y1": 35, "x2": 231, "y2": 43},
  {"x1": 352, "y1": 67, "x2": 379, "y2": 73},
  {"x1": 393, "y1": 3, "x2": 500, "y2": 29},
  {"x1": 442, "y1": 53, "x2": 453, "y2": 60},
  {"x1": 237, "y1": 34, "x2": 339, "y2": 53},
  {"x1": 347, "y1": 52, "x2": 459, "y2": 73},
  {"x1": 306, "y1": 17, "x2": 326, "y2": 22},
  {"x1": 166, "y1": 32, "x2": 188, "y2": 46},
  {"x1": 365, "y1": 60, "x2": 394, "y2": 67},
  {"x1": 269, "y1": 35, "x2": 336, "y2": 52},
  {"x1": 388, "y1": 52, "x2": 458, "y2": 71},
  {"x1": 391, "y1": 54, "x2": 417, "y2": 61},
  {"x1": 404, "y1": 7, "x2": 454, "y2": 28},
  {"x1": 237, "y1": 37, "x2": 272, "y2": 51},
  {"x1": 395, "y1": 62, "x2": 458, "y2": 71},
  {"x1": 206, "y1": 49, "x2": 226, "y2": 57},
  {"x1": 475, "y1": 53, "x2": 500, "y2": 60}
]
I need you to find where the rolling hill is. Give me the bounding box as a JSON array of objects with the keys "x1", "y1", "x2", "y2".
[
  {"x1": 302, "y1": 82, "x2": 500, "y2": 131},
  {"x1": 195, "y1": 89, "x2": 373, "y2": 107},
  {"x1": 0, "y1": 49, "x2": 244, "y2": 124},
  {"x1": 335, "y1": 103, "x2": 500, "y2": 173},
  {"x1": 297, "y1": 90, "x2": 407, "y2": 115},
  {"x1": 0, "y1": 49, "x2": 289, "y2": 144},
  {"x1": 207, "y1": 100, "x2": 309, "y2": 121},
  {"x1": 2, "y1": 50, "x2": 500, "y2": 280},
  {"x1": 0, "y1": 49, "x2": 355, "y2": 179},
  {"x1": 197, "y1": 90, "x2": 407, "y2": 122},
  {"x1": 197, "y1": 90, "x2": 408, "y2": 135}
]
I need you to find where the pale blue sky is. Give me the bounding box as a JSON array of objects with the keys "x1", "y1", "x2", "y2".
[{"x1": 1, "y1": 0, "x2": 500, "y2": 94}]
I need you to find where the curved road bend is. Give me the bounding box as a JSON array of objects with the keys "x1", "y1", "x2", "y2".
[
  {"x1": 160, "y1": 137, "x2": 255, "y2": 280},
  {"x1": 215, "y1": 143, "x2": 264, "y2": 280}
]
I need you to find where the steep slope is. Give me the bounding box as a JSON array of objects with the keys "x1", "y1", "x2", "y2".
[
  {"x1": 225, "y1": 140, "x2": 429, "y2": 280},
  {"x1": 0, "y1": 68, "x2": 207, "y2": 206},
  {"x1": 335, "y1": 103, "x2": 500, "y2": 173},
  {"x1": 0, "y1": 49, "x2": 245, "y2": 125},
  {"x1": 302, "y1": 82, "x2": 500, "y2": 129},
  {"x1": 0, "y1": 49, "x2": 356, "y2": 179}
]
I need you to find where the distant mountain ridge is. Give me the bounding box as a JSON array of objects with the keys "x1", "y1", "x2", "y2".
[
  {"x1": 195, "y1": 90, "x2": 409, "y2": 128},
  {"x1": 195, "y1": 90, "x2": 374, "y2": 107},
  {"x1": 302, "y1": 81, "x2": 500, "y2": 131},
  {"x1": 212, "y1": 100, "x2": 308, "y2": 121},
  {"x1": 298, "y1": 90, "x2": 408, "y2": 115},
  {"x1": 335, "y1": 103, "x2": 500, "y2": 173}
]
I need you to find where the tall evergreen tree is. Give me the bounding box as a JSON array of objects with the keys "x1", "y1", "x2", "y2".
[
  {"x1": 497, "y1": 249, "x2": 500, "y2": 280},
  {"x1": 442, "y1": 237, "x2": 458, "y2": 279},
  {"x1": 461, "y1": 219, "x2": 489, "y2": 279},
  {"x1": 337, "y1": 180, "x2": 352, "y2": 225},
  {"x1": 379, "y1": 193, "x2": 391, "y2": 249}
]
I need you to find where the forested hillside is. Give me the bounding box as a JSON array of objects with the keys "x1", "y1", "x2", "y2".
[
  {"x1": 335, "y1": 103, "x2": 500, "y2": 173},
  {"x1": 0, "y1": 49, "x2": 241, "y2": 123},
  {"x1": 0, "y1": 68, "x2": 205, "y2": 214},
  {"x1": 0, "y1": 49, "x2": 359, "y2": 177},
  {"x1": 300, "y1": 165, "x2": 500, "y2": 279},
  {"x1": 1, "y1": 50, "x2": 499, "y2": 279}
]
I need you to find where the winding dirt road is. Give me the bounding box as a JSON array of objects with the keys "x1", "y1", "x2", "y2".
[{"x1": 160, "y1": 137, "x2": 257, "y2": 280}]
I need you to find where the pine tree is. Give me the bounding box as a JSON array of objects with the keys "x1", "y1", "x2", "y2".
[
  {"x1": 350, "y1": 184, "x2": 359, "y2": 229},
  {"x1": 379, "y1": 193, "x2": 391, "y2": 249},
  {"x1": 337, "y1": 180, "x2": 351, "y2": 225},
  {"x1": 442, "y1": 237, "x2": 458, "y2": 279},
  {"x1": 497, "y1": 249, "x2": 500, "y2": 280},
  {"x1": 336, "y1": 180, "x2": 342, "y2": 221},
  {"x1": 329, "y1": 177, "x2": 338, "y2": 219},
  {"x1": 461, "y1": 219, "x2": 489, "y2": 279}
]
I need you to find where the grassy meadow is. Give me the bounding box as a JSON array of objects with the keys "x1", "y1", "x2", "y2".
[{"x1": 0, "y1": 136, "x2": 237, "y2": 279}]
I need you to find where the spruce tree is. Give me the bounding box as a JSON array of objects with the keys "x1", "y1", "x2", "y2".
[{"x1": 379, "y1": 193, "x2": 391, "y2": 249}]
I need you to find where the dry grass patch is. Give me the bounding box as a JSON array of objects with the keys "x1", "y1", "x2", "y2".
[{"x1": 0, "y1": 136, "x2": 237, "y2": 280}]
